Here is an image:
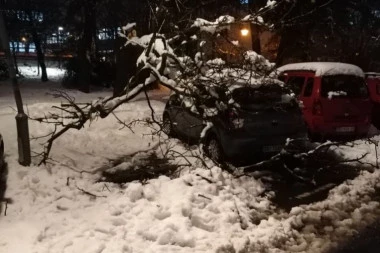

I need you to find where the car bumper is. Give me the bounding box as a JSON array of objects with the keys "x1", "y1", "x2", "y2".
[
  {"x1": 220, "y1": 131, "x2": 307, "y2": 160},
  {"x1": 309, "y1": 118, "x2": 370, "y2": 136}
]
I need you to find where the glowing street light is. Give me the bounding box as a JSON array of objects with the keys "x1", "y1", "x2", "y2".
[
  {"x1": 58, "y1": 26, "x2": 64, "y2": 31},
  {"x1": 241, "y1": 28, "x2": 249, "y2": 37}
]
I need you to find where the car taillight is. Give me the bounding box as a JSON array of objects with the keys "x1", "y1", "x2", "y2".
[
  {"x1": 228, "y1": 109, "x2": 238, "y2": 119},
  {"x1": 312, "y1": 99, "x2": 323, "y2": 116},
  {"x1": 227, "y1": 109, "x2": 244, "y2": 129}
]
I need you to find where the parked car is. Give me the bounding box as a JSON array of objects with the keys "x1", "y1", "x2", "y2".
[
  {"x1": 162, "y1": 83, "x2": 307, "y2": 163},
  {"x1": 277, "y1": 62, "x2": 372, "y2": 141},
  {"x1": 365, "y1": 72, "x2": 380, "y2": 129}
]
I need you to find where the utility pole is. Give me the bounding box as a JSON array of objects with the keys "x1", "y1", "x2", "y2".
[{"x1": 0, "y1": 12, "x2": 31, "y2": 166}]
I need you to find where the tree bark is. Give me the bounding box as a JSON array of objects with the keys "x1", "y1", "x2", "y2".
[
  {"x1": 0, "y1": 12, "x2": 31, "y2": 166},
  {"x1": 10, "y1": 41, "x2": 20, "y2": 75},
  {"x1": 77, "y1": 0, "x2": 97, "y2": 93},
  {"x1": 30, "y1": 28, "x2": 48, "y2": 82}
]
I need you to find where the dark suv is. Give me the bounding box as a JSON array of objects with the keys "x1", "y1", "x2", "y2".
[{"x1": 162, "y1": 84, "x2": 307, "y2": 163}]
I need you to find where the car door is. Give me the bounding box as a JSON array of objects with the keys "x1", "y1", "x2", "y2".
[
  {"x1": 300, "y1": 77, "x2": 315, "y2": 124},
  {"x1": 166, "y1": 95, "x2": 188, "y2": 136},
  {"x1": 286, "y1": 75, "x2": 306, "y2": 97},
  {"x1": 182, "y1": 108, "x2": 205, "y2": 140}
]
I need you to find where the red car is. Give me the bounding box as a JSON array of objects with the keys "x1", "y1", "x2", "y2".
[
  {"x1": 365, "y1": 72, "x2": 380, "y2": 129},
  {"x1": 277, "y1": 62, "x2": 372, "y2": 141}
]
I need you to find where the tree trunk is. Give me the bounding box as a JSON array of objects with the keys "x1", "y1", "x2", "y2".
[
  {"x1": 77, "y1": 1, "x2": 96, "y2": 93},
  {"x1": 31, "y1": 29, "x2": 48, "y2": 82},
  {"x1": 276, "y1": 34, "x2": 286, "y2": 66},
  {"x1": 25, "y1": 9, "x2": 48, "y2": 82},
  {"x1": 250, "y1": 24, "x2": 261, "y2": 54},
  {"x1": 0, "y1": 12, "x2": 31, "y2": 166},
  {"x1": 11, "y1": 41, "x2": 19, "y2": 75}
]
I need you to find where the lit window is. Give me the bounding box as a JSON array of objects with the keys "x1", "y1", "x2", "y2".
[{"x1": 97, "y1": 28, "x2": 115, "y2": 40}]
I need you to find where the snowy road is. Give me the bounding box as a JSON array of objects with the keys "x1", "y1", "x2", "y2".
[{"x1": 1, "y1": 80, "x2": 380, "y2": 252}]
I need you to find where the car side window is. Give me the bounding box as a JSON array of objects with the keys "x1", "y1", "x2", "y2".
[
  {"x1": 287, "y1": 76, "x2": 306, "y2": 96},
  {"x1": 303, "y1": 78, "x2": 314, "y2": 97}
]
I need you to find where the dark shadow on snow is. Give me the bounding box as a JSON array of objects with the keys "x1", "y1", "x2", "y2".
[
  {"x1": 239, "y1": 139, "x2": 368, "y2": 211},
  {"x1": 98, "y1": 152, "x2": 178, "y2": 184},
  {"x1": 98, "y1": 138, "x2": 370, "y2": 212},
  {"x1": 330, "y1": 218, "x2": 380, "y2": 253}
]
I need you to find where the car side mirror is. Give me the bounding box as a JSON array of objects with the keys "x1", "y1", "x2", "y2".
[{"x1": 204, "y1": 98, "x2": 215, "y2": 108}]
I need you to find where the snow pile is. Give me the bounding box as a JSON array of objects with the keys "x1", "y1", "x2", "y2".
[
  {"x1": 192, "y1": 15, "x2": 235, "y2": 34},
  {"x1": 244, "y1": 50, "x2": 276, "y2": 73},
  {"x1": 18, "y1": 66, "x2": 66, "y2": 80},
  {"x1": 277, "y1": 62, "x2": 365, "y2": 77},
  {"x1": 122, "y1": 22, "x2": 136, "y2": 32},
  {"x1": 328, "y1": 91, "x2": 347, "y2": 99},
  {"x1": 283, "y1": 169, "x2": 380, "y2": 253},
  {"x1": 1, "y1": 73, "x2": 380, "y2": 253}
]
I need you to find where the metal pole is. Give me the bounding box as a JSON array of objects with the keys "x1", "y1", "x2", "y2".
[{"x1": 0, "y1": 12, "x2": 31, "y2": 166}]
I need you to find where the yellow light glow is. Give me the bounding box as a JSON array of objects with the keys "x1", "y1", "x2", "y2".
[
  {"x1": 241, "y1": 28, "x2": 249, "y2": 37},
  {"x1": 21, "y1": 37, "x2": 27, "y2": 42}
]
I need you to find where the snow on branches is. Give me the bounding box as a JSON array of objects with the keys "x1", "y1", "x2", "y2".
[{"x1": 32, "y1": 12, "x2": 287, "y2": 164}]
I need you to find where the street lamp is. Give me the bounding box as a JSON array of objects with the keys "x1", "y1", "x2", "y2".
[
  {"x1": 57, "y1": 27, "x2": 63, "y2": 43},
  {"x1": 241, "y1": 28, "x2": 249, "y2": 37}
]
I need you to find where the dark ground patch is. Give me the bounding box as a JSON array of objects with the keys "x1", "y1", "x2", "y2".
[
  {"x1": 99, "y1": 152, "x2": 178, "y2": 184},
  {"x1": 331, "y1": 219, "x2": 380, "y2": 253},
  {"x1": 240, "y1": 140, "x2": 369, "y2": 211},
  {"x1": 0, "y1": 160, "x2": 8, "y2": 215}
]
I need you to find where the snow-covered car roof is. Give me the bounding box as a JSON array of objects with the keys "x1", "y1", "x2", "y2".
[
  {"x1": 277, "y1": 62, "x2": 364, "y2": 77},
  {"x1": 365, "y1": 72, "x2": 380, "y2": 78}
]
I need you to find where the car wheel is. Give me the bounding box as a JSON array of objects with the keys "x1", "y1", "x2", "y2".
[
  {"x1": 162, "y1": 114, "x2": 175, "y2": 137},
  {"x1": 308, "y1": 130, "x2": 321, "y2": 142},
  {"x1": 204, "y1": 136, "x2": 224, "y2": 163}
]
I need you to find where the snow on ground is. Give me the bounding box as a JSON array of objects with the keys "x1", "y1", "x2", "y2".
[
  {"x1": 18, "y1": 65, "x2": 66, "y2": 81},
  {"x1": 1, "y1": 78, "x2": 380, "y2": 252}
]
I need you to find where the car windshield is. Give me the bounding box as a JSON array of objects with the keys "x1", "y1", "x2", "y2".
[
  {"x1": 321, "y1": 75, "x2": 368, "y2": 98},
  {"x1": 231, "y1": 85, "x2": 296, "y2": 110}
]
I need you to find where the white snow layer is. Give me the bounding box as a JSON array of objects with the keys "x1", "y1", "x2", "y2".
[
  {"x1": 0, "y1": 83, "x2": 380, "y2": 252},
  {"x1": 122, "y1": 22, "x2": 137, "y2": 32},
  {"x1": 18, "y1": 66, "x2": 66, "y2": 80},
  {"x1": 192, "y1": 15, "x2": 235, "y2": 34},
  {"x1": 277, "y1": 62, "x2": 365, "y2": 77},
  {"x1": 328, "y1": 91, "x2": 347, "y2": 99}
]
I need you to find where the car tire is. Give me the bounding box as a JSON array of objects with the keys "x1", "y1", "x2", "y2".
[
  {"x1": 204, "y1": 136, "x2": 224, "y2": 163},
  {"x1": 308, "y1": 130, "x2": 321, "y2": 142},
  {"x1": 162, "y1": 114, "x2": 175, "y2": 137}
]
